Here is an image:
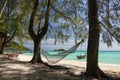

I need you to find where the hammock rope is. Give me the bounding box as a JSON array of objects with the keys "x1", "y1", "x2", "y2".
[
  {"x1": 41, "y1": 38, "x2": 85, "y2": 63},
  {"x1": 99, "y1": 21, "x2": 120, "y2": 43}
]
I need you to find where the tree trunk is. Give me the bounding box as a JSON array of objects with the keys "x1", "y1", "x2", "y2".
[
  {"x1": 30, "y1": 39, "x2": 43, "y2": 64},
  {"x1": 28, "y1": 0, "x2": 39, "y2": 63},
  {"x1": 85, "y1": 0, "x2": 111, "y2": 79},
  {"x1": 37, "y1": 42, "x2": 42, "y2": 62},
  {"x1": 0, "y1": 33, "x2": 7, "y2": 54},
  {"x1": 0, "y1": 39, "x2": 6, "y2": 54},
  {"x1": 86, "y1": 0, "x2": 100, "y2": 78},
  {"x1": 28, "y1": 0, "x2": 50, "y2": 64}
]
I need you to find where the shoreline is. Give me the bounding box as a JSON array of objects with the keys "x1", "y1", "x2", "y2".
[
  {"x1": 18, "y1": 54, "x2": 120, "y2": 65},
  {"x1": 17, "y1": 54, "x2": 120, "y2": 73}
]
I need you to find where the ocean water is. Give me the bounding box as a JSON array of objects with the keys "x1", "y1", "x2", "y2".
[
  {"x1": 64, "y1": 51, "x2": 120, "y2": 64},
  {"x1": 22, "y1": 50, "x2": 120, "y2": 65}
]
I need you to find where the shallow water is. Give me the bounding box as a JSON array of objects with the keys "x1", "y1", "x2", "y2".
[{"x1": 21, "y1": 51, "x2": 120, "y2": 64}]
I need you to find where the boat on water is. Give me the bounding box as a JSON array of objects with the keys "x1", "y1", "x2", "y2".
[{"x1": 76, "y1": 54, "x2": 86, "y2": 59}]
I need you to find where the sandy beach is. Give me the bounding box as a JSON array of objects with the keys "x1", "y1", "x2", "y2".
[
  {"x1": 0, "y1": 54, "x2": 120, "y2": 80},
  {"x1": 17, "y1": 54, "x2": 120, "y2": 72}
]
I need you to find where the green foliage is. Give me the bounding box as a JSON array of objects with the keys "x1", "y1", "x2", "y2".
[
  {"x1": 0, "y1": 23, "x2": 7, "y2": 32},
  {"x1": 1, "y1": 0, "x2": 119, "y2": 49},
  {"x1": 0, "y1": 0, "x2": 32, "y2": 49},
  {"x1": 98, "y1": 0, "x2": 120, "y2": 46},
  {"x1": 9, "y1": 41, "x2": 30, "y2": 51},
  {"x1": 44, "y1": 0, "x2": 88, "y2": 44}
]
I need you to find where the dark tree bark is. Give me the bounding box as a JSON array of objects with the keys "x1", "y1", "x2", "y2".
[
  {"x1": 0, "y1": 30, "x2": 16, "y2": 54},
  {"x1": 0, "y1": 33, "x2": 7, "y2": 54},
  {"x1": 28, "y1": 0, "x2": 50, "y2": 64},
  {"x1": 0, "y1": 0, "x2": 8, "y2": 54},
  {"x1": 86, "y1": 0, "x2": 100, "y2": 78},
  {"x1": 85, "y1": 0, "x2": 111, "y2": 79},
  {"x1": 0, "y1": 0, "x2": 16, "y2": 54}
]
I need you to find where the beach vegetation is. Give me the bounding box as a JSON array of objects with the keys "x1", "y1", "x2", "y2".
[
  {"x1": 98, "y1": 0, "x2": 120, "y2": 46},
  {"x1": 0, "y1": 0, "x2": 32, "y2": 54},
  {"x1": 0, "y1": 0, "x2": 119, "y2": 79}
]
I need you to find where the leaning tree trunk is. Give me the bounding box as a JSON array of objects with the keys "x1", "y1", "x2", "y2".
[{"x1": 86, "y1": 0, "x2": 100, "y2": 79}]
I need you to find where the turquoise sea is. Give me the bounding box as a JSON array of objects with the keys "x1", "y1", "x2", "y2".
[{"x1": 22, "y1": 51, "x2": 120, "y2": 65}]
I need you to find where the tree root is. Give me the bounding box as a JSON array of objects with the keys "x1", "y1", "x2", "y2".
[
  {"x1": 79, "y1": 67, "x2": 118, "y2": 80},
  {"x1": 98, "y1": 67, "x2": 112, "y2": 79}
]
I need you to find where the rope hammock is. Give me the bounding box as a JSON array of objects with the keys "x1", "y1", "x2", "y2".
[
  {"x1": 41, "y1": 38, "x2": 85, "y2": 63},
  {"x1": 4, "y1": 38, "x2": 85, "y2": 64}
]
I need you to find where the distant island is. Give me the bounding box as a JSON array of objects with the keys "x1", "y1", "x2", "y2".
[{"x1": 54, "y1": 49, "x2": 66, "y2": 52}]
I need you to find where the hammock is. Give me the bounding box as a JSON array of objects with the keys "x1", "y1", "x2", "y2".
[{"x1": 41, "y1": 39, "x2": 84, "y2": 63}]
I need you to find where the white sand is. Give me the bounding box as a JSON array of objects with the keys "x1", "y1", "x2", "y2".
[
  {"x1": 0, "y1": 54, "x2": 119, "y2": 80},
  {"x1": 17, "y1": 54, "x2": 32, "y2": 61},
  {"x1": 17, "y1": 54, "x2": 120, "y2": 73}
]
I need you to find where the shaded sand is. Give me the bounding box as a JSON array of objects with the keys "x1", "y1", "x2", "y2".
[
  {"x1": 17, "y1": 54, "x2": 120, "y2": 72},
  {"x1": 0, "y1": 54, "x2": 81, "y2": 80},
  {"x1": 0, "y1": 54, "x2": 120, "y2": 80}
]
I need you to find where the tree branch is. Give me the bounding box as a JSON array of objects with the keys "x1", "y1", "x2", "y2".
[
  {"x1": 38, "y1": 0, "x2": 50, "y2": 39},
  {"x1": 112, "y1": 0, "x2": 120, "y2": 21},
  {"x1": 99, "y1": 20, "x2": 120, "y2": 43},
  {"x1": 28, "y1": 0, "x2": 38, "y2": 40},
  {"x1": 50, "y1": 4, "x2": 79, "y2": 26},
  {"x1": 6, "y1": 30, "x2": 16, "y2": 43},
  {"x1": 25, "y1": 0, "x2": 33, "y2": 8},
  {"x1": 0, "y1": 0, "x2": 8, "y2": 18}
]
